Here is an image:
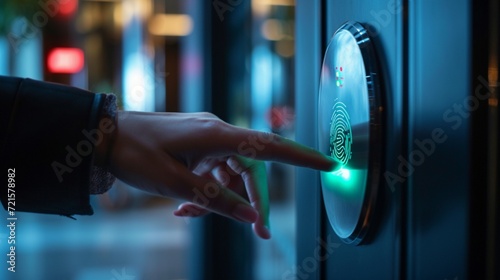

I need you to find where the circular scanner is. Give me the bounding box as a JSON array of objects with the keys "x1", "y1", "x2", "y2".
[{"x1": 318, "y1": 21, "x2": 384, "y2": 245}]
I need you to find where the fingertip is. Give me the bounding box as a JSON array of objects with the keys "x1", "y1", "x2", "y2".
[
  {"x1": 253, "y1": 210, "x2": 271, "y2": 239},
  {"x1": 174, "y1": 203, "x2": 207, "y2": 217},
  {"x1": 173, "y1": 208, "x2": 194, "y2": 217},
  {"x1": 253, "y1": 223, "x2": 271, "y2": 239},
  {"x1": 323, "y1": 155, "x2": 342, "y2": 172}
]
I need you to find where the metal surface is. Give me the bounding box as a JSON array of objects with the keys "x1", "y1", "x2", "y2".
[
  {"x1": 295, "y1": 0, "x2": 324, "y2": 279},
  {"x1": 318, "y1": 21, "x2": 383, "y2": 245}
]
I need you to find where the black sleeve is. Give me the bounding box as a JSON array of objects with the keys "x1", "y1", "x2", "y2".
[{"x1": 0, "y1": 76, "x2": 107, "y2": 216}]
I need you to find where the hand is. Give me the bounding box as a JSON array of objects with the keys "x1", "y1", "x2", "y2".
[{"x1": 96, "y1": 111, "x2": 338, "y2": 239}]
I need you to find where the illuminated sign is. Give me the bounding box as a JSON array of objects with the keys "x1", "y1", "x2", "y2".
[{"x1": 47, "y1": 48, "x2": 84, "y2": 74}]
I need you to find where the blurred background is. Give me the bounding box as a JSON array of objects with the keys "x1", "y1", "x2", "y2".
[{"x1": 0, "y1": 0, "x2": 298, "y2": 279}]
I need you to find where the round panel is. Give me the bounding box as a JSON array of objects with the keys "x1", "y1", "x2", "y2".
[{"x1": 318, "y1": 21, "x2": 383, "y2": 245}]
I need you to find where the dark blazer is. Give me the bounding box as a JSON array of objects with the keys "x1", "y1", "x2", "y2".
[{"x1": 1, "y1": 76, "x2": 108, "y2": 216}]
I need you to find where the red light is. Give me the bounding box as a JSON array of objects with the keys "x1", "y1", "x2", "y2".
[
  {"x1": 266, "y1": 106, "x2": 295, "y2": 130},
  {"x1": 59, "y1": 0, "x2": 78, "y2": 16},
  {"x1": 47, "y1": 48, "x2": 84, "y2": 74}
]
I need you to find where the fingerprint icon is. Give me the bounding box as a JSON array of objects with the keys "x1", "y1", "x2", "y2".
[{"x1": 330, "y1": 102, "x2": 352, "y2": 165}]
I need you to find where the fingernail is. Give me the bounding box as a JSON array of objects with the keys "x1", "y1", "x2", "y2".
[
  {"x1": 233, "y1": 204, "x2": 258, "y2": 223},
  {"x1": 263, "y1": 226, "x2": 271, "y2": 239}
]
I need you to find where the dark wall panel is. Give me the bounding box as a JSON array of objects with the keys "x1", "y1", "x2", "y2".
[{"x1": 407, "y1": 1, "x2": 470, "y2": 279}]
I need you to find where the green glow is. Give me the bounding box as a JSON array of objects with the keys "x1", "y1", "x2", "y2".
[
  {"x1": 321, "y1": 168, "x2": 366, "y2": 197},
  {"x1": 338, "y1": 168, "x2": 350, "y2": 180},
  {"x1": 336, "y1": 80, "x2": 341, "y2": 87}
]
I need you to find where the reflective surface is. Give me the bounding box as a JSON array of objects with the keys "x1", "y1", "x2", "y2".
[{"x1": 318, "y1": 21, "x2": 383, "y2": 244}]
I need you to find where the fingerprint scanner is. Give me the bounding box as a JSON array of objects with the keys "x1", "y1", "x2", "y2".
[{"x1": 318, "y1": 21, "x2": 384, "y2": 245}]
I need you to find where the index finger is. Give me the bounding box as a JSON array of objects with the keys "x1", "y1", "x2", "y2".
[{"x1": 225, "y1": 126, "x2": 341, "y2": 171}]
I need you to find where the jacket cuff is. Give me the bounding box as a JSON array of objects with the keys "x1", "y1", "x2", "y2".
[{"x1": 1, "y1": 78, "x2": 102, "y2": 215}]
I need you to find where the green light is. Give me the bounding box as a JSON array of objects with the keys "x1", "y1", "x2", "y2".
[
  {"x1": 335, "y1": 70, "x2": 343, "y2": 87},
  {"x1": 338, "y1": 168, "x2": 350, "y2": 180},
  {"x1": 321, "y1": 168, "x2": 366, "y2": 197}
]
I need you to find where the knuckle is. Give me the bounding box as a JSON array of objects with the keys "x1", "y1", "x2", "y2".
[
  {"x1": 197, "y1": 112, "x2": 218, "y2": 119},
  {"x1": 197, "y1": 117, "x2": 228, "y2": 133}
]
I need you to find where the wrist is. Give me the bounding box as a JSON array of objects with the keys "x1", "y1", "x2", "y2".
[{"x1": 94, "y1": 115, "x2": 117, "y2": 167}]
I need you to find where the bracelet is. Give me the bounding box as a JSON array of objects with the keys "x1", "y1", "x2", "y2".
[{"x1": 99, "y1": 93, "x2": 118, "y2": 167}]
